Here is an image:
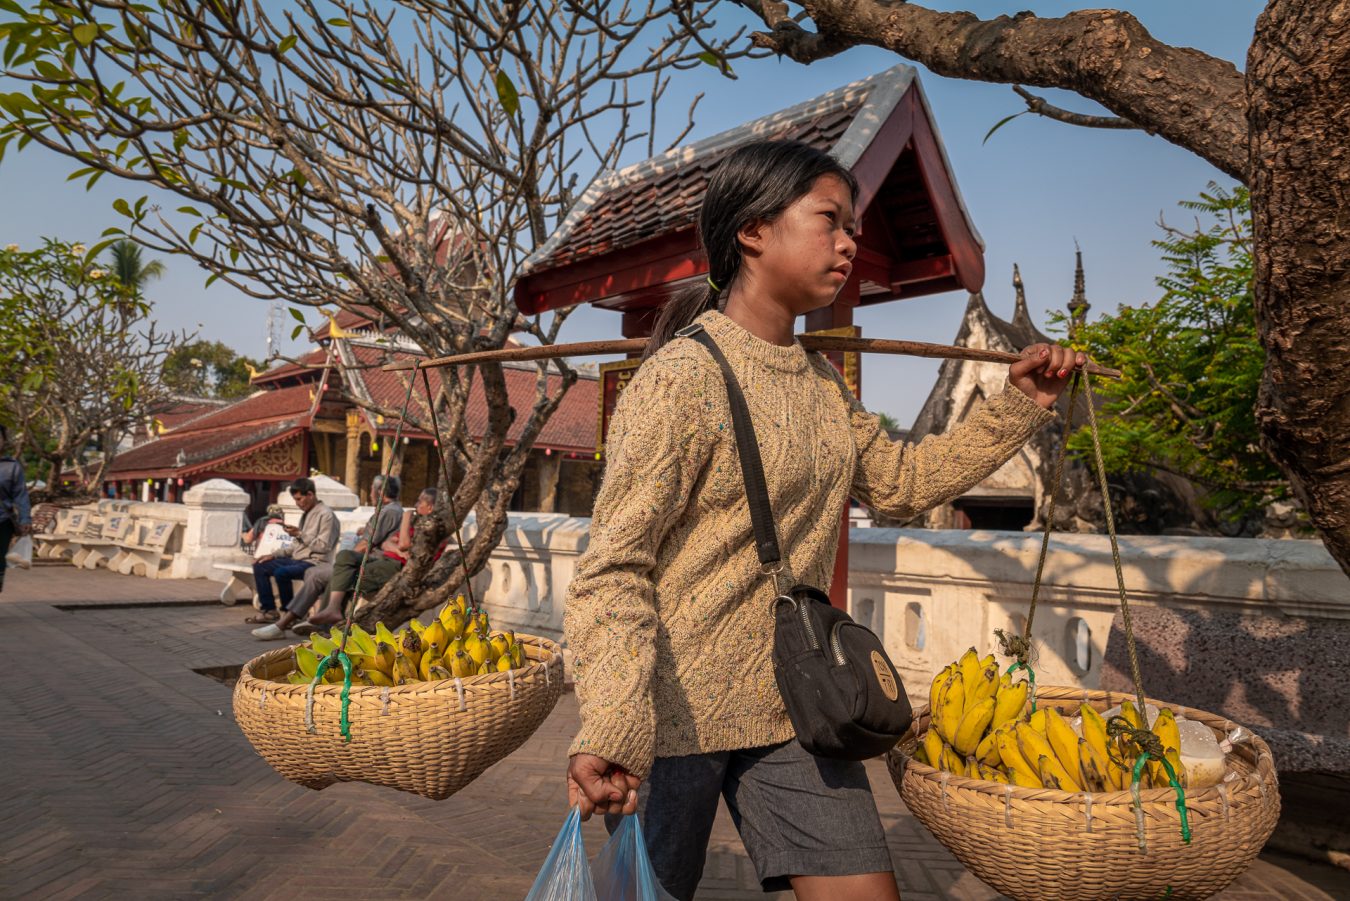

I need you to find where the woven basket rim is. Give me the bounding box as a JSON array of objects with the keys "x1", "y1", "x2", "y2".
[
  {"x1": 236, "y1": 632, "x2": 563, "y2": 700},
  {"x1": 892, "y1": 684, "x2": 1277, "y2": 806}
]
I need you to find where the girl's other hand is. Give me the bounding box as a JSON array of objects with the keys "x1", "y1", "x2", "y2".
[
  {"x1": 1009, "y1": 343, "x2": 1087, "y2": 409},
  {"x1": 566, "y1": 753, "x2": 640, "y2": 821}
]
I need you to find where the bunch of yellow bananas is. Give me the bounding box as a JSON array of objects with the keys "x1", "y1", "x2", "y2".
[
  {"x1": 914, "y1": 649, "x2": 1188, "y2": 792},
  {"x1": 273, "y1": 595, "x2": 529, "y2": 687}
]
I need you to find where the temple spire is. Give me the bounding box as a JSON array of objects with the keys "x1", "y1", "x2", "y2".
[
  {"x1": 1068, "y1": 244, "x2": 1090, "y2": 325},
  {"x1": 1011, "y1": 263, "x2": 1033, "y2": 333}
]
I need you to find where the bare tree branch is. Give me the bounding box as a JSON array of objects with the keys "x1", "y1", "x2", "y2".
[
  {"x1": 730, "y1": 1, "x2": 1247, "y2": 180},
  {"x1": 1012, "y1": 86, "x2": 1139, "y2": 131}
]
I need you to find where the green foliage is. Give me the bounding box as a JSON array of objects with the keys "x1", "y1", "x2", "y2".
[
  {"x1": 109, "y1": 239, "x2": 165, "y2": 294},
  {"x1": 1054, "y1": 184, "x2": 1283, "y2": 524},
  {"x1": 0, "y1": 238, "x2": 178, "y2": 478},
  {"x1": 162, "y1": 339, "x2": 262, "y2": 399}
]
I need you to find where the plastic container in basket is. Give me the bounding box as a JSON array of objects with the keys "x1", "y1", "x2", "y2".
[
  {"x1": 234, "y1": 633, "x2": 564, "y2": 800},
  {"x1": 888, "y1": 685, "x2": 1280, "y2": 901}
]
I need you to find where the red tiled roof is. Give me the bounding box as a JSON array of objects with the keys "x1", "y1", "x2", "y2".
[
  {"x1": 350, "y1": 346, "x2": 598, "y2": 453},
  {"x1": 524, "y1": 103, "x2": 861, "y2": 275},
  {"x1": 105, "y1": 420, "x2": 304, "y2": 479},
  {"x1": 163, "y1": 383, "x2": 317, "y2": 434},
  {"x1": 251, "y1": 347, "x2": 330, "y2": 386}
]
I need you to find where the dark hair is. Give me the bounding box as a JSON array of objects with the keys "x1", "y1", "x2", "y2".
[
  {"x1": 645, "y1": 140, "x2": 858, "y2": 359},
  {"x1": 373, "y1": 474, "x2": 401, "y2": 500},
  {"x1": 289, "y1": 477, "x2": 316, "y2": 496},
  {"x1": 419, "y1": 486, "x2": 438, "y2": 503}
]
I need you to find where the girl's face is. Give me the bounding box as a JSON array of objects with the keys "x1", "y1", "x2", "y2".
[{"x1": 740, "y1": 174, "x2": 857, "y2": 316}]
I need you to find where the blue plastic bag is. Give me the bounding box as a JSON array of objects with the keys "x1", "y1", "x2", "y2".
[
  {"x1": 591, "y1": 814, "x2": 676, "y2": 901},
  {"x1": 525, "y1": 808, "x2": 674, "y2": 901}
]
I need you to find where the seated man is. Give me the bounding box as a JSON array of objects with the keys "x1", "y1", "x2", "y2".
[
  {"x1": 294, "y1": 487, "x2": 439, "y2": 632},
  {"x1": 254, "y1": 475, "x2": 403, "y2": 639},
  {"x1": 244, "y1": 478, "x2": 339, "y2": 625}
]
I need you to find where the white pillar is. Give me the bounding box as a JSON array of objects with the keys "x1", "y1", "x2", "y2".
[{"x1": 177, "y1": 478, "x2": 251, "y2": 579}]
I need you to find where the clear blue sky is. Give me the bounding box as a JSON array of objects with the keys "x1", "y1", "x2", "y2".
[{"x1": 0, "y1": 1, "x2": 1261, "y2": 425}]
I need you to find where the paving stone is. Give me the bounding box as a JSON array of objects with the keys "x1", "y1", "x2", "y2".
[{"x1": 1, "y1": 565, "x2": 1348, "y2": 900}]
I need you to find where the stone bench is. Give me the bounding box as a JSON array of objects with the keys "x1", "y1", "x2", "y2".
[
  {"x1": 69, "y1": 513, "x2": 135, "y2": 571},
  {"x1": 34, "y1": 508, "x2": 91, "y2": 561},
  {"x1": 105, "y1": 518, "x2": 181, "y2": 579}
]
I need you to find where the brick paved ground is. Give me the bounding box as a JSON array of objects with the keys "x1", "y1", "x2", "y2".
[{"x1": 2, "y1": 563, "x2": 1348, "y2": 900}]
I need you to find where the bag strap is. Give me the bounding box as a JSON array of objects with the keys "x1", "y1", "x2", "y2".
[{"x1": 676, "y1": 322, "x2": 783, "y2": 568}]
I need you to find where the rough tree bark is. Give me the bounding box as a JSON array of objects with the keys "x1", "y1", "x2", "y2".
[{"x1": 730, "y1": 0, "x2": 1350, "y2": 578}]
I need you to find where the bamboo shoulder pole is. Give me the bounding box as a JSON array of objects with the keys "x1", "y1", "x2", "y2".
[{"x1": 383, "y1": 335, "x2": 1122, "y2": 379}]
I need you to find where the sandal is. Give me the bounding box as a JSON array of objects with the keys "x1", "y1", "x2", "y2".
[
  {"x1": 244, "y1": 611, "x2": 280, "y2": 624},
  {"x1": 291, "y1": 621, "x2": 323, "y2": 637}
]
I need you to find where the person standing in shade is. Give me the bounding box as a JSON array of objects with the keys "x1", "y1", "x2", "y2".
[
  {"x1": 0, "y1": 425, "x2": 32, "y2": 593},
  {"x1": 244, "y1": 477, "x2": 339, "y2": 625},
  {"x1": 252, "y1": 475, "x2": 403, "y2": 639}
]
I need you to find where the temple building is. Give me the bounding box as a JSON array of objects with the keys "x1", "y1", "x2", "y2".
[{"x1": 102, "y1": 309, "x2": 602, "y2": 520}]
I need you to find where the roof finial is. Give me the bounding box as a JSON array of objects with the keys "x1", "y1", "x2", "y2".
[
  {"x1": 1012, "y1": 263, "x2": 1031, "y2": 325},
  {"x1": 1068, "y1": 242, "x2": 1089, "y2": 324}
]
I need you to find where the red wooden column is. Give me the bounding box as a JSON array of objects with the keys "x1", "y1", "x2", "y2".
[{"x1": 805, "y1": 278, "x2": 861, "y2": 610}]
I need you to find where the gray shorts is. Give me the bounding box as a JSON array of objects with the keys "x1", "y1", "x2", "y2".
[{"x1": 606, "y1": 740, "x2": 892, "y2": 899}]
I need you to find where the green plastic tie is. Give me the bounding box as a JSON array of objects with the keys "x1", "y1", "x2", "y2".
[
  {"x1": 1004, "y1": 661, "x2": 1037, "y2": 712},
  {"x1": 305, "y1": 651, "x2": 354, "y2": 742},
  {"x1": 1128, "y1": 750, "x2": 1191, "y2": 850}
]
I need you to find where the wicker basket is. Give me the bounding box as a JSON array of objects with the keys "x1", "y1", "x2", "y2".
[
  {"x1": 233, "y1": 633, "x2": 564, "y2": 800},
  {"x1": 888, "y1": 685, "x2": 1280, "y2": 901}
]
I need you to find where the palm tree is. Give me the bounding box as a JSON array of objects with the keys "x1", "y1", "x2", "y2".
[{"x1": 109, "y1": 239, "x2": 166, "y2": 296}]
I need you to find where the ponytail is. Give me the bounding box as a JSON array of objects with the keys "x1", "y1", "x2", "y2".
[{"x1": 644, "y1": 282, "x2": 719, "y2": 360}]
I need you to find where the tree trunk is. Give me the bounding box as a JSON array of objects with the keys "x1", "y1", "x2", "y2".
[{"x1": 1247, "y1": 0, "x2": 1350, "y2": 576}]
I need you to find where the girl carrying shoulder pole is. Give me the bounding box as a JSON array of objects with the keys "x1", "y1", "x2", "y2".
[{"x1": 563, "y1": 140, "x2": 1083, "y2": 901}]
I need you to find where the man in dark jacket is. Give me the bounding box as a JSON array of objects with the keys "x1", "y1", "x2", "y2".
[{"x1": 0, "y1": 425, "x2": 33, "y2": 593}]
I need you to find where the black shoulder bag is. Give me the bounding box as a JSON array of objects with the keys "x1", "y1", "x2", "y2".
[{"x1": 678, "y1": 322, "x2": 912, "y2": 760}]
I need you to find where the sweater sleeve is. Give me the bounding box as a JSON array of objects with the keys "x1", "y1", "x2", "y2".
[
  {"x1": 814, "y1": 358, "x2": 1057, "y2": 521},
  {"x1": 563, "y1": 350, "x2": 718, "y2": 779}
]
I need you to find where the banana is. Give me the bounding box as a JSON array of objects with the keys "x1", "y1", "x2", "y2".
[
  {"x1": 371, "y1": 641, "x2": 396, "y2": 675},
  {"x1": 489, "y1": 632, "x2": 511, "y2": 661},
  {"x1": 914, "y1": 744, "x2": 930, "y2": 766},
  {"x1": 335, "y1": 624, "x2": 377, "y2": 657},
  {"x1": 977, "y1": 763, "x2": 1009, "y2": 784},
  {"x1": 936, "y1": 671, "x2": 966, "y2": 745},
  {"x1": 508, "y1": 640, "x2": 526, "y2": 668},
  {"x1": 418, "y1": 648, "x2": 443, "y2": 682},
  {"x1": 974, "y1": 731, "x2": 1002, "y2": 766},
  {"x1": 928, "y1": 664, "x2": 953, "y2": 711},
  {"x1": 286, "y1": 671, "x2": 310, "y2": 685},
  {"x1": 940, "y1": 743, "x2": 965, "y2": 774},
  {"x1": 392, "y1": 652, "x2": 419, "y2": 684},
  {"x1": 310, "y1": 633, "x2": 338, "y2": 657},
  {"x1": 375, "y1": 621, "x2": 398, "y2": 648},
  {"x1": 362, "y1": 668, "x2": 394, "y2": 687},
  {"x1": 953, "y1": 697, "x2": 996, "y2": 756},
  {"x1": 448, "y1": 650, "x2": 476, "y2": 678},
  {"x1": 1080, "y1": 704, "x2": 1127, "y2": 789},
  {"x1": 995, "y1": 725, "x2": 1038, "y2": 786},
  {"x1": 464, "y1": 630, "x2": 491, "y2": 667},
  {"x1": 422, "y1": 619, "x2": 448, "y2": 653},
  {"x1": 440, "y1": 611, "x2": 467, "y2": 641},
  {"x1": 956, "y1": 648, "x2": 981, "y2": 702},
  {"x1": 991, "y1": 679, "x2": 1029, "y2": 731},
  {"x1": 1028, "y1": 707, "x2": 1049, "y2": 735},
  {"x1": 1149, "y1": 708, "x2": 1182, "y2": 787},
  {"x1": 1036, "y1": 754, "x2": 1076, "y2": 791},
  {"x1": 1044, "y1": 708, "x2": 1083, "y2": 784},
  {"x1": 968, "y1": 662, "x2": 1001, "y2": 708},
  {"x1": 426, "y1": 665, "x2": 453, "y2": 681},
  {"x1": 493, "y1": 655, "x2": 513, "y2": 673},
  {"x1": 397, "y1": 628, "x2": 424, "y2": 665},
  {"x1": 1157, "y1": 747, "x2": 1185, "y2": 790},
  {"x1": 1016, "y1": 722, "x2": 1081, "y2": 790},
  {"x1": 965, "y1": 756, "x2": 982, "y2": 779},
  {"x1": 1078, "y1": 737, "x2": 1110, "y2": 792},
  {"x1": 469, "y1": 611, "x2": 490, "y2": 635},
  {"x1": 294, "y1": 646, "x2": 320, "y2": 679},
  {"x1": 1118, "y1": 700, "x2": 1145, "y2": 731},
  {"x1": 476, "y1": 657, "x2": 493, "y2": 676},
  {"x1": 408, "y1": 618, "x2": 426, "y2": 636},
  {"x1": 921, "y1": 729, "x2": 945, "y2": 770},
  {"x1": 350, "y1": 668, "x2": 378, "y2": 687}
]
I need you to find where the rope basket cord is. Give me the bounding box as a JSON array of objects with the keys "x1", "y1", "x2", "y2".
[
  {"x1": 889, "y1": 687, "x2": 1280, "y2": 901},
  {"x1": 234, "y1": 633, "x2": 564, "y2": 800}
]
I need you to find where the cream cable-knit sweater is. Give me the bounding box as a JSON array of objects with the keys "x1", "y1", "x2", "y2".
[{"x1": 564, "y1": 310, "x2": 1056, "y2": 777}]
